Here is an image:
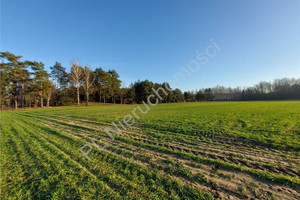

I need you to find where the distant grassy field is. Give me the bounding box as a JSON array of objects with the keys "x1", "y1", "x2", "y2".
[{"x1": 1, "y1": 101, "x2": 299, "y2": 199}]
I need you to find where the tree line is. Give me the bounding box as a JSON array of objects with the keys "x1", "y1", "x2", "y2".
[
  {"x1": 210, "y1": 78, "x2": 300, "y2": 101},
  {"x1": 1, "y1": 51, "x2": 299, "y2": 109},
  {"x1": 182, "y1": 78, "x2": 300, "y2": 102}
]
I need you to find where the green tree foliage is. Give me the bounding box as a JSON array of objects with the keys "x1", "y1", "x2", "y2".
[
  {"x1": 56, "y1": 88, "x2": 75, "y2": 106},
  {"x1": 195, "y1": 90, "x2": 206, "y2": 101},
  {"x1": 29, "y1": 62, "x2": 51, "y2": 107},
  {"x1": 0, "y1": 52, "x2": 28, "y2": 109},
  {"x1": 184, "y1": 91, "x2": 196, "y2": 102},
  {"x1": 173, "y1": 88, "x2": 185, "y2": 102},
  {"x1": 94, "y1": 68, "x2": 110, "y2": 103},
  {"x1": 0, "y1": 62, "x2": 11, "y2": 108},
  {"x1": 119, "y1": 87, "x2": 128, "y2": 104},
  {"x1": 50, "y1": 62, "x2": 69, "y2": 89},
  {"x1": 204, "y1": 88, "x2": 214, "y2": 101},
  {"x1": 127, "y1": 83, "x2": 136, "y2": 104},
  {"x1": 108, "y1": 69, "x2": 121, "y2": 103},
  {"x1": 162, "y1": 82, "x2": 174, "y2": 103},
  {"x1": 132, "y1": 80, "x2": 155, "y2": 104}
]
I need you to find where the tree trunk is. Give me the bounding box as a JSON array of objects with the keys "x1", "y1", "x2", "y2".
[
  {"x1": 77, "y1": 83, "x2": 80, "y2": 105},
  {"x1": 104, "y1": 95, "x2": 106, "y2": 103},
  {"x1": 121, "y1": 96, "x2": 123, "y2": 104},
  {"x1": 14, "y1": 70, "x2": 17, "y2": 109},
  {"x1": 34, "y1": 98, "x2": 38, "y2": 108},
  {"x1": 86, "y1": 90, "x2": 89, "y2": 106},
  {"x1": 41, "y1": 92, "x2": 44, "y2": 108},
  {"x1": 20, "y1": 95, "x2": 24, "y2": 108},
  {"x1": 14, "y1": 97, "x2": 18, "y2": 109},
  {"x1": 24, "y1": 95, "x2": 27, "y2": 108},
  {"x1": 47, "y1": 90, "x2": 51, "y2": 107},
  {"x1": 99, "y1": 91, "x2": 102, "y2": 102}
]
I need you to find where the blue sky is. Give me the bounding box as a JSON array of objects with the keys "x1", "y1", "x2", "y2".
[{"x1": 1, "y1": 0, "x2": 300, "y2": 91}]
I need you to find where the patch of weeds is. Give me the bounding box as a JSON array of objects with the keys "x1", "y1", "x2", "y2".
[
  {"x1": 248, "y1": 187, "x2": 258, "y2": 197},
  {"x1": 256, "y1": 190, "x2": 276, "y2": 200},
  {"x1": 164, "y1": 158, "x2": 174, "y2": 164},
  {"x1": 217, "y1": 172, "x2": 233, "y2": 180},
  {"x1": 194, "y1": 173, "x2": 207, "y2": 183},
  {"x1": 248, "y1": 157, "x2": 255, "y2": 161},
  {"x1": 237, "y1": 186, "x2": 246, "y2": 195},
  {"x1": 123, "y1": 151, "x2": 134, "y2": 158},
  {"x1": 237, "y1": 119, "x2": 247, "y2": 128},
  {"x1": 138, "y1": 153, "x2": 153, "y2": 162},
  {"x1": 209, "y1": 180, "x2": 218, "y2": 189},
  {"x1": 266, "y1": 191, "x2": 275, "y2": 199},
  {"x1": 188, "y1": 161, "x2": 203, "y2": 168},
  {"x1": 151, "y1": 163, "x2": 164, "y2": 171},
  {"x1": 210, "y1": 164, "x2": 219, "y2": 174},
  {"x1": 121, "y1": 145, "x2": 131, "y2": 151},
  {"x1": 249, "y1": 182, "x2": 259, "y2": 187},
  {"x1": 174, "y1": 162, "x2": 192, "y2": 178},
  {"x1": 236, "y1": 153, "x2": 245, "y2": 159}
]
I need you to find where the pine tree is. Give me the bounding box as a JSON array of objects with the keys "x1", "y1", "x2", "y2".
[{"x1": 0, "y1": 52, "x2": 27, "y2": 109}]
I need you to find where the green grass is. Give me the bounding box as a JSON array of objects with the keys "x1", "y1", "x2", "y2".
[{"x1": 1, "y1": 101, "x2": 300, "y2": 199}]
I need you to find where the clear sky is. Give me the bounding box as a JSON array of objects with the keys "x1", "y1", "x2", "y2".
[{"x1": 1, "y1": 0, "x2": 300, "y2": 91}]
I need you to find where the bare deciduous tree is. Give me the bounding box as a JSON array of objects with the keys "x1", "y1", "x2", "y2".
[
  {"x1": 82, "y1": 65, "x2": 95, "y2": 106},
  {"x1": 70, "y1": 60, "x2": 83, "y2": 105}
]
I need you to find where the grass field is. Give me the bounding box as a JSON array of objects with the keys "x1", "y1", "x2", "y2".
[{"x1": 1, "y1": 101, "x2": 300, "y2": 199}]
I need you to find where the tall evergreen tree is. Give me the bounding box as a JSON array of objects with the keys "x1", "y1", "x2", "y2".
[
  {"x1": 50, "y1": 62, "x2": 69, "y2": 89},
  {"x1": 184, "y1": 91, "x2": 196, "y2": 102},
  {"x1": 30, "y1": 62, "x2": 51, "y2": 107},
  {"x1": 204, "y1": 88, "x2": 214, "y2": 101},
  {"x1": 94, "y1": 68, "x2": 110, "y2": 103},
  {"x1": 132, "y1": 80, "x2": 154, "y2": 103},
  {"x1": 108, "y1": 69, "x2": 121, "y2": 104},
  {"x1": 173, "y1": 88, "x2": 184, "y2": 102},
  {"x1": 0, "y1": 52, "x2": 27, "y2": 109},
  {"x1": 0, "y1": 62, "x2": 10, "y2": 109},
  {"x1": 196, "y1": 90, "x2": 206, "y2": 101}
]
